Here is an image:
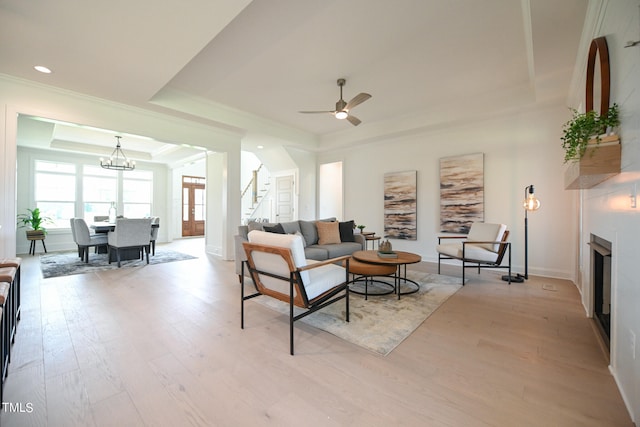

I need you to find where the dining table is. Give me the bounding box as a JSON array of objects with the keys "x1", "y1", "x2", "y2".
[{"x1": 90, "y1": 221, "x2": 159, "y2": 261}]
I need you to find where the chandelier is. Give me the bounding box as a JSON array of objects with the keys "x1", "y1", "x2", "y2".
[{"x1": 100, "y1": 136, "x2": 135, "y2": 171}]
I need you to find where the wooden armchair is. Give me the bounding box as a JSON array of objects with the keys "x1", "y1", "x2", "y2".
[
  {"x1": 241, "y1": 230, "x2": 350, "y2": 355},
  {"x1": 436, "y1": 222, "x2": 512, "y2": 285}
]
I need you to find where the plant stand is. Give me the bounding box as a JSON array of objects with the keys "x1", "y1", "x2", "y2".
[
  {"x1": 564, "y1": 135, "x2": 621, "y2": 190},
  {"x1": 26, "y1": 230, "x2": 47, "y2": 255}
]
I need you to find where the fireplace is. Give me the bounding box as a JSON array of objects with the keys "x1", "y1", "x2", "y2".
[{"x1": 589, "y1": 234, "x2": 612, "y2": 348}]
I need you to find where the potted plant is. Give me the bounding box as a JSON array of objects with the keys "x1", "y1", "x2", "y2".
[
  {"x1": 357, "y1": 224, "x2": 366, "y2": 234},
  {"x1": 561, "y1": 103, "x2": 620, "y2": 163},
  {"x1": 17, "y1": 208, "x2": 53, "y2": 237}
]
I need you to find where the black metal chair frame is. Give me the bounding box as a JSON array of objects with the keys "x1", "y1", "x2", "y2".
[{"x1": 241, "y1": 242, "x2": 350, "y2": 355}]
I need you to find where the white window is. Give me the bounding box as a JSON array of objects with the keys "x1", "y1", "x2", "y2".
[
  {"x1": 34, "y1": 160, "x2": 76, "y2": 229},
  {"x1": 83, "y1": 165, "x2": 117, "y2": 221},
  {"x1": 123, "y1": 170, "x2": 153, "y2": 218}
]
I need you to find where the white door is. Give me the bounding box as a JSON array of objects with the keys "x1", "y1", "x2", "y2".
[{"x1": 275, "y1": 175, "x2": 294, "y2": 223}]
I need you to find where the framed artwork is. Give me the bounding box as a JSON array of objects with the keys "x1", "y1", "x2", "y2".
[
  {"x1": 384, "y1": 170, "x2": 417, "y2": 240},
  {"x1": 439, "y1": 153, "x2": 484, "y2": 233}
]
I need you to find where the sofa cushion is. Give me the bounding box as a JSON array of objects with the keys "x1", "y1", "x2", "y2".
[
  {"x1": 316, "y1": 221, "x2": 341, "y2": 245},
  {"x1": 280, "y1": 221, "x2": 301, "y2": 235},
  {"x1": 316, "y1": 242, "x2": 363, "y2": 258},
  {"x1": 304, "y1": 246, "x2": 329, "y2": 260},
  {"x1": 299, "y1": 220, "x2": 319, "y2": 247},
  {"x1": 339, "y1": 220, "x2": 355, "y2": 242}
]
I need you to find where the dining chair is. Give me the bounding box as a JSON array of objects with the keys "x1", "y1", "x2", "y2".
[
  {"x1": 107, "y1": 218, "x2": 153, "y2": 267},
  {"x1": 73, "y1": 219, "x2": 108, "y2": 263},
  {"x1": 69, "y1": 218, "x2": 82, "y2": 259},
  {"x1": 149, "y1": 217, "x2": 159, "y2": 255}
]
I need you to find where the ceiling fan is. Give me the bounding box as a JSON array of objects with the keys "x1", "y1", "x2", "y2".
[{"x1": 299, "y1": 78, "x2": 371, "y2": 126}]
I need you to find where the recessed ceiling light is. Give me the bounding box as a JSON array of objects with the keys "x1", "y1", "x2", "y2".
[
  {"x1": 257, "y1": 145, "x2": 264, "y2": 149},
  {"x1": 34, "y1": 65, "x2": 52, "y2": 74}
]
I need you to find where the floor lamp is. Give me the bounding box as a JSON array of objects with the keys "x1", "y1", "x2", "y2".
[{"x1": 502, "y1": 185, "x2": 540, "y2": 283}]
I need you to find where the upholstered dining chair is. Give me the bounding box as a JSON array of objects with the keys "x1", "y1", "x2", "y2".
[
  {"x1": 69, "y1": 218, "x2": 82, "y2": 259},
  {"x1": 107, "y1": 218, "x2": 153, "y2": 267},
  {"x1": 436, "y1": 222, "x2": 512, "y2": 285},
  {"x1": 242, "y1": 230, "x2": 350, "y2": 355},
  {"x1": 149, "y1": 216, "x2": 159, "y2": 255},
  {"x1": 73, "y1": 218, "x2": 108, "y2": 263}
]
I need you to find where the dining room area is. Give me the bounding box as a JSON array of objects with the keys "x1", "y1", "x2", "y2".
[
  {"x1": 13, "y1": 114, "x2": 212, "y2": 260},
  {"x1": 72, "y1": 216, "x2": 160, "y2": 267}
]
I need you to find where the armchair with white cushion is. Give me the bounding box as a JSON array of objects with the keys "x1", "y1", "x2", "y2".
[
  {"x1": 241, "y1": 230, "x2": 350, "y2": 355},
  {"x1": 436, "y1": 222, "x2": 512, "y2": 285}
]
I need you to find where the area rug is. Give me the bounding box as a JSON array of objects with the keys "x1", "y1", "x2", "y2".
[
  {"x1": 40, "y1": 249, "x2": 197, "y2": 278},
  {"x1": 251, "y1": 271, "x2": 462, "y2": 356}
]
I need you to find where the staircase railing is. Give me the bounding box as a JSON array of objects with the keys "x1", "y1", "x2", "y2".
[{"x1": 241, "y1": 164, "x2": 270, "y2": 223}]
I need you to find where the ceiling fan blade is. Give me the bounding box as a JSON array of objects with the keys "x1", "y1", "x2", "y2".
[
  {"x1": 345, "y1": 93, "x2": 371, "y2": 110},
  {"x1": 346, "y1": 115, "x2": 362, "y2": 126},
  {"x1": 299, "y1": 110, "x2": 335, "y2": 114}
]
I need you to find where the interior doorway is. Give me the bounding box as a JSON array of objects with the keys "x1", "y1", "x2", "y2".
[
  {"x1": 275, "y1": 175, "x2": 294, "y2": 223},
  {"x1": 182, "y1": 175, "x2": 206, "y2": 237}
]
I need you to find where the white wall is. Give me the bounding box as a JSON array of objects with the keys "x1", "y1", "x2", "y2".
[
  {"x1": 575, "y1": 0, "x2": 640, "y2": 421},
  {"x1": 318, "y1": 161, "x2": 343, "y2": 220},
  {"x1": 319, "y1": 102, "x2": 577, "y2": 279}
]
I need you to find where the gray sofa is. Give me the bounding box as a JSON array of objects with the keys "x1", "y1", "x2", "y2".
[{"x1": 234, "y1": 218, "x2": 365, "y2": 276}]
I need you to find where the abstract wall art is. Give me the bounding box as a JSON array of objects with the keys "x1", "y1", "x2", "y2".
[
  {"x1": 384, "y1": 170, "x2": 417, "y2": 240},
  {"x1": 439, "y1": 153, "x2": 484, "y2": 233}
]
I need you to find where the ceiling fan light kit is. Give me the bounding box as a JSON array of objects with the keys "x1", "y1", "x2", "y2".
[{"x1": 299, "y1": 78, "x2": 371, "y2": 126}]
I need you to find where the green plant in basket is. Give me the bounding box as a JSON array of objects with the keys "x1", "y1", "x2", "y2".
[
  {"x1": 17, "y1": 207, "x2": 54, "y2": 234},
  {"x1": 561, "y1": 103, "x2": 620, "y2": 163}
]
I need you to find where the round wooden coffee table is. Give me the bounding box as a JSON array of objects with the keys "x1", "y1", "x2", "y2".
[{"x1": 352, "y1": 250, "x2": 422, "y2": 299}]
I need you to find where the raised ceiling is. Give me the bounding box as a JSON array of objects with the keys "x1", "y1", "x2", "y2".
[{"x1": 0, "y1": 0, "x2": 588, "y2": 160}]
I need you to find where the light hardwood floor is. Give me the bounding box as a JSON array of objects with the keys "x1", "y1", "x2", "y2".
[{"x1": 1, "y1": 239, "x2": 633, "y2": 426}]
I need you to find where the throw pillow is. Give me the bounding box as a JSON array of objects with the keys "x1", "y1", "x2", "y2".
[
  {"x1": 263, "y1": 223, "x2": 285, "y2": 234},
  {"x1": 299, "y1": 218, "x2": 336, "y2": 246},
  {"x1": 316, "y1": 221, "x2": 341, "y2": 245},
  {"x1": 339, "y1": 220, "x2": 355, "y2": 242}
]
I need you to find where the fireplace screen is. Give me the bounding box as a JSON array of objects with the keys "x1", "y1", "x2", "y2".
[{"x1": 589, "y1": 234, "x2": 612, "y2": 344}]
